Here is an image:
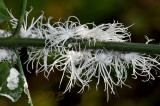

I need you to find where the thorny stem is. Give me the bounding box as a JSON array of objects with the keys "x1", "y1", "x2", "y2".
[
  {"x1": 14, "y1": 49, "x2": 33, "y2": 106},
  {"x1": 12, "y1": 0, "x2": 27, "y2": 37},
  {"x1": 0, "y1": 38, "x2": 160, "y2": 54}
]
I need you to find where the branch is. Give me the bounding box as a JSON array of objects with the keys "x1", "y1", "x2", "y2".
[{"x1": 0, "y1": 38, "x2": 160, "y2": 54}]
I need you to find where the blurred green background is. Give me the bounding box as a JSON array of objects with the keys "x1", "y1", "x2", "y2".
[{"x1": 1, "y1": 0, "x2": 160, "y2": 106}]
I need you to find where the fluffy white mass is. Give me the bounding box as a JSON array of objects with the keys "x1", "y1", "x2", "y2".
[
  {"x1": 7, "y1": 68, "x2": 20, "y2": 90},
  {"x1": 8, "y1": 7, "x2": 44, "y2": 38},
  {"x1": 0, "y1": 30, "x2": 16, "y2": 63},
  {"x1": 6, "y1": 9, "x2": 160, "y2": 101},
  {"x1": 0, "y1": 49, "x2": 16, "y2": 63},
  {"x1": 0, "y1": 49, "x2": 10, "y2": 62}
]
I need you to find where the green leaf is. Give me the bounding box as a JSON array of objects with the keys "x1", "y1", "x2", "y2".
[
  {"x1": 0, "y1": 61, "x2": 24, "y2": 102},
  {"x1": 0, "y1": 0, "x2": 9, "y2": 24}
]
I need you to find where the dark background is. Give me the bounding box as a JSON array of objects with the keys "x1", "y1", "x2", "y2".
[{"x1": 0, "y1": 0, "x2": 160, "y2": 106}]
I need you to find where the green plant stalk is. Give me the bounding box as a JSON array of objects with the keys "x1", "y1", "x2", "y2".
[
  {"x1": 0, "y1": 38, "x2": 160, "y2": 54},
  {"x1": 12, "y1": 0, "x2": 27, "y2": 36},
  {"x1": 14, "y1": 49, "x2": 33, "y2": 106},
  {"x1": 0, "y1": 38, "x2": 45, "y2": 47}
]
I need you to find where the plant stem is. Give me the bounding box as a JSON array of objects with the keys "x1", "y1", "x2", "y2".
[
  {"x1": 0, "y1": 38, "x2": 45, "y2": 47},
  {"x1": 0, "y1": 38, "x2": 160, "y2": 54},
  {"x1": 12, "y1": 0, "x2": 27, "y2": 37},
  {"x1": 14, "y1": 49, "x2": 33, "y2": 106}
]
